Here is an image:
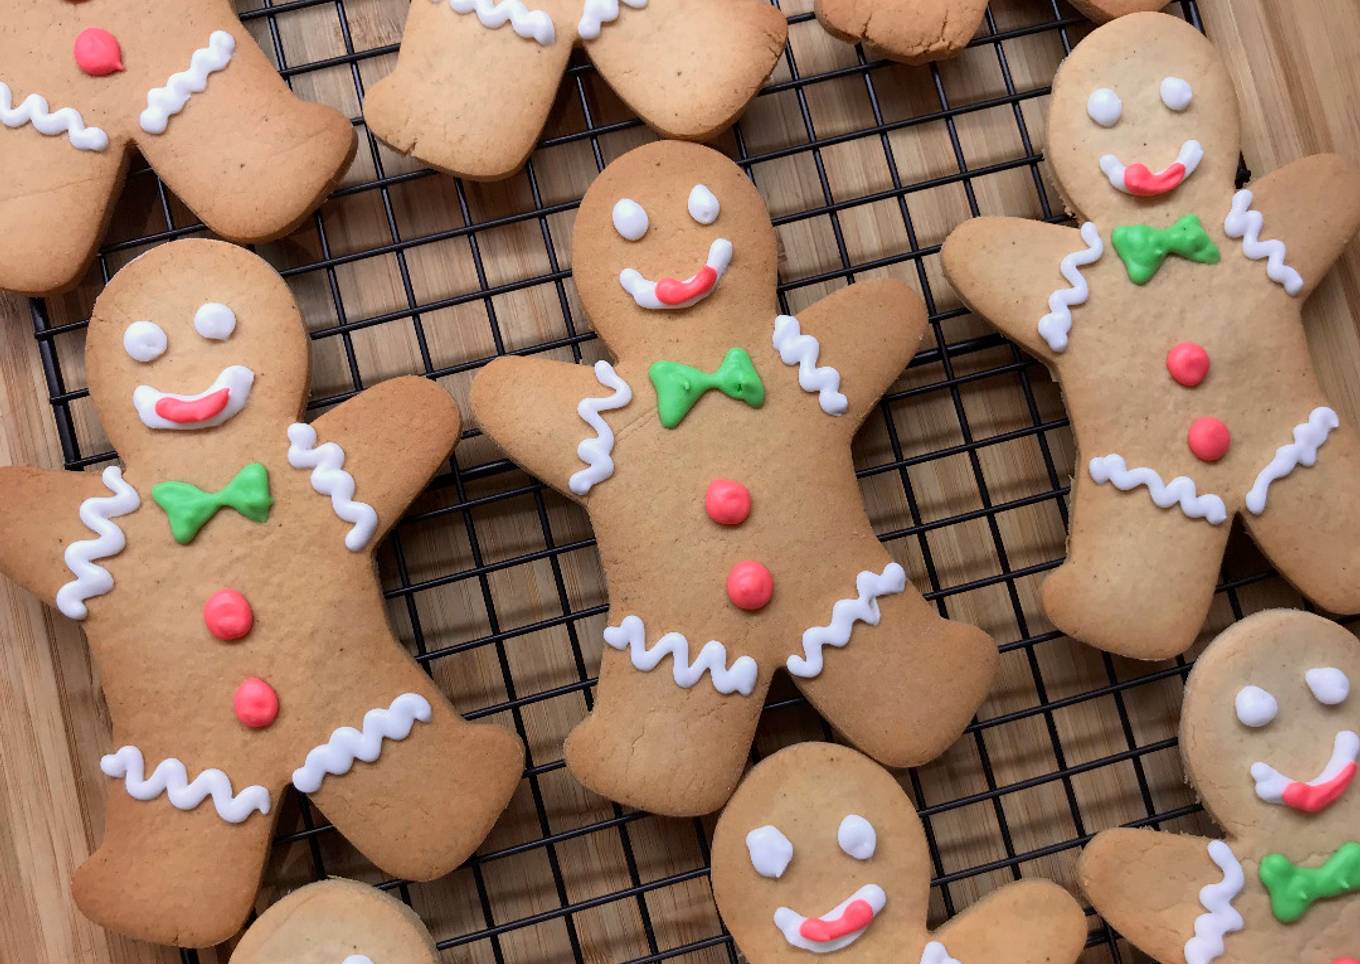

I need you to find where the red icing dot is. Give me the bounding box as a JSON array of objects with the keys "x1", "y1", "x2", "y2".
[
  {"x1": 705, "y1": 479, "x2": 751, "y2": 526},
  {"x1": 1166, "y1": 341, "x2": 1210, "y2": 388},
  {"x1": 727, "y1": 560, "x2": 773, "y2": 611},
  {"x1": 204, "y1": 589, "x2": 253, "y2": 641},
  {"x1": 1187, "y1": 417, "x2": 1231, "y2": 462},
  {"x1": 234, "y1": 677, "x2": 279, "y2": 729},
  {"x1": 73, "y1": 27, "x2": 124, "y2": 77}
]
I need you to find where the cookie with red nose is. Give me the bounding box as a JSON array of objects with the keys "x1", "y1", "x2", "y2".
[
  {"x1": 1081, "y1": 609, "x2": 1360, "y2": 963},
  {"x1": 712, "y1": 742, "x2": 1089, "y2": 962}
]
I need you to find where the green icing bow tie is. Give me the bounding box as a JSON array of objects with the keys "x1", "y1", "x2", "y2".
[
  {"x1": 152, "y1": 462, "x2": 273, "y2": 545},
  {"x1": 1259, "y1": 840, "x2": 1360, "y2": 924},
  {"x1": 1111, "y1": 214, "x2": 1221, "y2": 285},
  {"x1": 648, "y1": 347, "x2": 765, "y2": 429}
]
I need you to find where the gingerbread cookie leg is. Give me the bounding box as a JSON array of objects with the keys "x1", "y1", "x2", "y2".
[{"x1": 931, "y1": 879, "x2": 1089, "y2": 961}]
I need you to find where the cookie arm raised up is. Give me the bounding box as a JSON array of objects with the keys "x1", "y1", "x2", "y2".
[{"x1": 928, "y1": 879, "x2": 1088, "y2": 963}]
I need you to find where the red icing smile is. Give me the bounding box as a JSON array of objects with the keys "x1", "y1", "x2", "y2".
[
  {"x1": 654, "y1": 265, "x2": 718, "y2": 306},
  {"x1": 1283, "y1": 761, "x2": 1357, "y2": 813},
  {"x1": 798, "y1": 898, "x2": 874, "y2": 943},
  {"x1": 154, "y1": 387, "x2": 231, "y2": 424},
  {"x1": 1122, "y1": 161, "x2": 1188, "y2": 197}
]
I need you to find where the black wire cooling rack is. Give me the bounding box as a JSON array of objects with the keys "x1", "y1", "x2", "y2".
[{"x1": 23, "y1": 0, "x2": 1349, "y2": 961}]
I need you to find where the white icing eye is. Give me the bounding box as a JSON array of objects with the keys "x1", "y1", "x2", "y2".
[
  {"x1": 123, "y1": 320, "x2": 167, "y2": 363},
  {"x1": 837, "y1": 815, "x2": 876, "y2": 861},
  {"x1": 687, "y1": 184, "x2": 720, "y2": 225},
  {"x1": 1235, "y1": 685, "x2": 1279, "y2": 728},
  {"x1": 612, "y1": 199, "x2": 649, "y2": 242},
  {"x1": 1160, "y1": 76, "x2": 1193, "y2": 111},
  {"x1": 194, "y1": 302, "x2": 236, "y2": 341},
  {"x1": 1087, "y1": 87, "x2": 1122, "y2": 128},
  {"x1": 746, "y1": 825, "x2": 793, "y2": 879},
  {"x1": 1306, "y1": 667, "x2": 1350, "y2": 706}
]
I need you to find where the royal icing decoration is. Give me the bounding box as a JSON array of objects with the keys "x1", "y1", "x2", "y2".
[
  {"x1": 0, "y1": 81, "x2": 108, "y2": 152},
  {"x1": 786, "y1": 563, "x2": 907, "y2": 679},
  {"x1": 1086, "y1": 87, "x2": 1122, "y2": 128},
  {"x1": 234, "y1": 676, "x2": 279, "y2": 729},
  {"x1": 287, "y1": 423, "x2": 379, "y2": 552},
  {"x1": 1307, "y1": 667, "x2": 1351, "y2": 706},
  {"x1": 688, "y1": 184, "x2": 720, "y2": 225},
  {"x1": 446, "y1": 0, "x2": 556, "y2": 46},
  {"x1": 920, "y1": 943, "x2": 961, "y2": 964},
  {"x1": 151, "y1": 462, "x2": 273, "y2": 545},
  {"x1": 74, "y1": 28, "x2": 124, "y2": 77},
  {"x1": 1251, "y1": 730, "x2": 1359, "y2": 813},
  {"x1": 1182, "y1": 840, "x2": 1244, "y2": 964},
  {"x1": 1223, "y1": 189, "x2": 1304, "y2": 296},
  {"x1": 193, "y1": 302, "x2": 236, "y2": 341},
  {"x1": 56, "y1": 466, "x2": 141, "y2": 621},
  {"x1": 342, "y1": 957, "x2": 374, "y2": 964},
  {"x1": 569, "y1": 361, "x2": 633, "y2": 497},
  {"x1": 773, "y1": 883, "x2": 886, "y2": 953},
  {"x1": 602, "y1": 614, "x2": 759, "y2": 696},
  {"x1": 837, "y1": 815, "x2": 876, "y2": 860},
  {"x1": 705, "y1": 479, "x2": 751, "y2": 526},
  {"x1": 140, "y1": 30, "x2": 236, "y2": 135},
  {"x1": 1244, "y1": 406, "x2": 1338, "y2": 515},
  {"x1": 1111, "y1": 213, "x2": 1220, "y2": 285},
  {"x1": 611, "y1": 198, "x2": 649, "y2": 242},
  {"x1": 746, "y1": 824, "x2": 794, "y2": 879},
  {"x1": 620, "y1": 238, "x2": 733, "y2": 310},
  {"x1": 203, "y1": 588, "x2": 253, "y2": 641},
  {"x1": 1259, "y1": 842, "x2": 1360, "y2": 923},
  {"x1": 100, "y1": 745, "x2": 271, "y2": 824},
  {"x1": 577, "y1": 0, "x2": 647, "y2": 41},
  {"x1": 124, "y1": 320, "x2": 168, "y2": 364},
  {"x1": 291, "y1": 693, "x2": 433, "y2": 794},
  {"x1": 727, "y1": 559, "x2": 773, "y2": 612},
  {"x1": 1167, "y1": 341, "x2": 1210, "y2": 387},
  {"x1": 1234, "y1": 684, "x2": 1278, "y2": 728},
  {"x1": 649, "y1": 347, "x2": 764, "y2": 428},
  {"x1": 772, "y1": 314, "x2": 848, "y2": 416},
  {"x1": 1099, "y1": 139, "x2": 1204, "y2": 197},
  {"x1": 1161, "y1": 76, "x2": 1193, "y2": 111},
  {"x1": 133, "y1": 364, "x2": 256, "y2": 431},
  {"x1": 1187, "y1": 416, "x2": 1231, "y2": 463},
  {"x1": 1037, "y1": 222, "x2": 1103, "y2": 352},
  {"x1": 1088, "y1": 454, "x2": 1227, "y2": 525}
]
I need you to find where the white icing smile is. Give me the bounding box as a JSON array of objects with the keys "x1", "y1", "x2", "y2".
[
  {"x1": 619, "y1": 238, "x2": 733, "y2": 310},
  {"x1": 773, "y1": 883, "x2": 886, "y2": 953},
  {"x1": 1251, "y1": 730, "x2": 1360, "y2": 812},
  {"x1": 1099, "y1": 139, "x2": 1204, "y2": 197},
  {"x1": 132, "y1": 364, "x2": 254, "y2": 430}
]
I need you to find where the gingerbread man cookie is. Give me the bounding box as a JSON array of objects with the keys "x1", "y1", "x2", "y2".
[
  {"x1": 0, "y1": 240, "x2": 522, "y2": 947},
  {"x1": 230, "y1": 878, "x2": 438, "y2": 964},
  {"x1": 471, "y1": 140, "x2": 997, "y2": 816},
  {"x1": 712, "y1": 742, "x2": 1089, "y2": 961},
  {"x1": 942, "y1": 13, "x2": 1360, "y2": 660},
  {"x1": 364, "y1": 0, "x2": 787, "y2": 181},
  {"x1": 0, "y1": 2, "x2": 356, "y2": 296},
  {"x1": 1080, "y1": 609, "x2": 1360, "y2": 962}
]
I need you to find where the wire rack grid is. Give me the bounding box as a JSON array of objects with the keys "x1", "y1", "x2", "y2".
[{"x1": 21, "y1": 0, "x2": 1334, "y2": 961}]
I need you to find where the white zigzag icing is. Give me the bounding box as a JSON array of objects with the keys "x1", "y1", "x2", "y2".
[
  {"x1": 1088, "y1": 454, "x2": 1227, "y2": 525},
  {"x1": 772, "y1": 314, "x2": 848, "y2": 416},
  {"x1": 287, "y1": 422, "x2": 379, "y2": 552},
  {"x1": 569, "y1": 361, "x2": 633, "y2": 496},
  {"x1": 56, "y1": 466, "x2": 141, "y2": 621},
  {"x1": 100, "y1": 746, "x2": 271, "y2": 824},
  {"x1": 1182, "y1": 840, "x2": 1244, "y2": 964},
  {"x1": 1223, "y1": 189, "x2": 1303, "y2": 296},
  {"x1": 577, "y1": 0, "x2": 647, "y2": 40},
  {"x1": 1037, "y1": 222, "x2": 1103, "y2": 352},
  {"x1": 919, "y1": 941, "x2": 961, "y2": 964},
  {"x1": 603, "y1": 615, "x2": 758, "y2": 696},
  {"x1": 140, "y1": 31, "x2": 236, "y2": 135},
  {"x1": 292, "y1": 693, "x2": 432, "y2": 794},
  {"x1": 446, "y1": 0, "x2": 556, "y2": 46},
  {"x1": 1244, "y1": 406, "x2": 1338, "y2": 515},
  {"x1": 0, "y1": 82, "x2": 108, "y2": 152},
  {"x1": 786, "y1": 563, "x2": 907, "y2": 678}
]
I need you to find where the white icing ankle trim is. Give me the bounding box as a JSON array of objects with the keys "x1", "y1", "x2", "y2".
[
  {"x1": 1223, "y1": 189, "x2": 1303, "y2": 296},
  {"x1": 578, "y1": 0, "x2": 647, "y2": 40},
  {"x1": 1244, "y1": 406, "x2": 1338, "y2": 515},
  {"x1": 569, "y1": 361, "x2": 633, "y2": 496},
  {"x1": 56, "y1": 466, "x2": 141, "y2": 620},
  {"x1": 140, "y1": 30, "x2": 236, "y2": 135},
  {"x1": 446, "y1": 0, "x2": 556, "y2": 46},
  {"x1": 101, "y1": 745, "x2": 271, "y2": 824},
  {"x1": 287, "y1": 423, "x2": 379, "y2": 552},
  {"x1": 773, "y1": 883, "x2": 886, "y2": 953},
  {"x1": 920, "y1": 942, "x2": 961, "y2": 964},
  {"x1": 292, "y1": 693, "x2": 432, "y2": 794},
  {"x1": 772, "y1": 314, "x2": 848, "y2": 416},
  {"x1": 603, "y1": 614, "x2": 758, "y2": 696},
  {"x1": 0, "y1": 82, "x2": 108, "y2": 152},
  {"x1": 1183, "y1": 840, "x2": 1244, "y2": 964},
  {"x1": 786, "y1": 563, "x2": 907, "y2": 678},
  {"x1": 1088, "y1": 454, "x2": 1227, "y2": 525},
  {"x1": 1037, "y1": 222, "x2": 1103, "y2": 353}
]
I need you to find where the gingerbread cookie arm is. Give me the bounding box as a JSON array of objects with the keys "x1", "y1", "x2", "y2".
[
  {"x1": 1065, "y1": 0, "x2": 1172, "y2": 23},
  {"x1": 929, "y1": 879, "x2": 1087, "y2": 963},
  {"x1": 942, "y1": 217, "x2": 1093, "y2": 361},
  {"x1": 815, "y1": 0, "x2": 989, "y2": 66}
]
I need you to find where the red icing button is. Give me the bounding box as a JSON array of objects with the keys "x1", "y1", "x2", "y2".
[
  {"x1": 1187, "y1": 417, "x2": 1231, "y2": 462},
  {"x1": 73, "y1": 27, "x2": 124, "y2": 77},
  {"x1": 1167, "y1": 341, "x2": 1210, "y2": 387},
  {"x1": 204, "y1": 589, "x2": 253, "y2": 641},
  {"x1": 234, "y1": 677, "x2": 278, "y2": 729},
  {"x1": 705, "y1": 479, "x2": 751, "y2": 526},
  {"x1": 727, "y1": 560, "x2": 773, "y2": 611}
]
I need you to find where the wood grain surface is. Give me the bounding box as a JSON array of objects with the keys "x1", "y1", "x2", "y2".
[{"x1": 3, "y1": 1, "x2": 1359, "y2": 961}]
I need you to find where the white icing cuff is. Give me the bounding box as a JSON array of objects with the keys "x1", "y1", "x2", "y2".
[
  {"x1": 1088, "y1": 454, "x2": 1227, "y2": 525},
  {"x1": 0, "y1": 82, "x2": 108, "y2": 152},
  {"x1": 140, "y1": 30, "x2": 236, "y2": 135},
  {"x1": 1244, "y1": 406, "x2": 1337, "y2": 515},
  {"x1": 1183, "y1": 840, "x2": 1244, "y2": 964},
  {"x1": 101, "y1": 745, "x2": 271, "y2": 824},
  {"x1": 292, "y1": 693, "x2": 433, "y2": 794},
  {"x1": 603, "y1": 615, "x2": 758, "y2": 696},
  {"x1": 446, "y1": 0, "x2": 556, "y2": 46},
  {"x1": 569, "y1": 361, "x2": 633, "y2": 496},
  {"x1": 772, "y1": 314, "x2": 848, "y2": 416},
  {"x1": 56, "y1": 466, "x2": 141, "y2": 621},
  {"x1": 578, "y1": 0, "x2": 647, "y2": 40},
  {"x1": 1224, "y1": 189, "x2": 1303, "y2": 296},
  {"x1": 786, "y1": 563, "x2": 907, "y2": 678},
  {"x1": 287, "y1": 422, "x2": 379, "y2": 551},
  {"x1": 1037, "y1": 222, "x2": 1103, "y2": 353}
]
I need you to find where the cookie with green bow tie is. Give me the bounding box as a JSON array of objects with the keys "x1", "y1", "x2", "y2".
[
  {"x1": 942, "y1": 12, "x2": 1360, "y2": 661},
  {"x1": 471, "y1": 140, "x2": 998, "y2": 817},
  {"x1": 1080, "y1": 609, "x2": 1360, "y2": 963},
  {"x1": 0, "y1": 239, "x2": 523, "y2": 947}
]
